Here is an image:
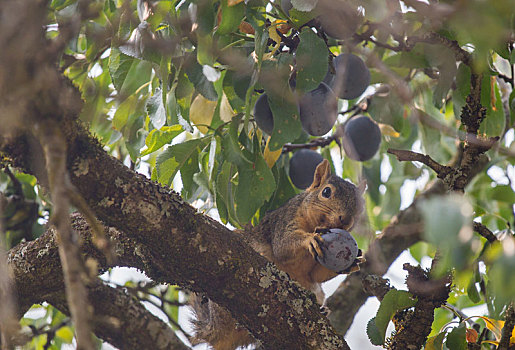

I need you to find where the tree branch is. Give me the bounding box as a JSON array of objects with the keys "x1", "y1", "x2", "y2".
[
  {"x1": 388, "y1": 263, "x2": 451, "y2": 349},
  {"x1": 473, "y1": 222, "x2": 498, "y2": 243},
  {"x1": 387, "y1": 149, "x2": 453, "y2": 180},
  {"x1": 498, "y1": 303, "x2": 515, "y2": 350},
  {"x1": 2, "y1": 119, "x2": 349, "y2": 349}
]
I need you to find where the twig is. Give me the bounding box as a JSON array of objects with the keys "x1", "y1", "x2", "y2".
[
  {"x1": 33, "y1": 121, "x2": 95, "y2": 350},
  {"x1": 498, "y1": 303, "x2": 515, "y2": 350},
  {"x1": 472, "y1": 222, "x2": 498, "y2": 243},
  {"x1": 387, "y1": 148, "x2": 453, "y2": 179},
  {"x1": 282, "y1": 135, "x2": 338, "y2": 153}
]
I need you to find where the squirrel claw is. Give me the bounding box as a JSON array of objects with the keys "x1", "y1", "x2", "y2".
[
  {"x1": 308, "y1": 234, "x2": 325, "y2": 260},
  {"x1": 339, "y1": 255, "x2": 365, "y2": 274},
  {"x1": 315, "y1": 227, "x2": 331, "y2": 235}
]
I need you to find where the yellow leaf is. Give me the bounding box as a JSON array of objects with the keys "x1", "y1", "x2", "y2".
[
  {"x1": 228, "y1": 0, "x2": 244, "y2": 5},
  {"x1": 264, "y1": 136, "x2": 282, "y2": 168},
  {"x1": 378, "y1": 123, "x2": 400, "y2": 137},
  {"x1": 478, "y1": 316, "x2": 504, "y2": 341},
  {"x1": 482, "y1": 340, "x2": 500, "y2": 346},
  {"x1": 190, "y1": 94, "x2": 217, "y2": 134},
  {"x1": 220, "y1": 93, "x2": 235, "y2": 122},
  {"x1": 263, "y1": 20, "x2": 286, "y2": 60},
  {"x1": 56, "y1": 326, "x2": 74, "y2": 343}
]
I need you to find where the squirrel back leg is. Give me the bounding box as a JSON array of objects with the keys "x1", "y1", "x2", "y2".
[{"x1": 190, "y1": 293, "x2": 253, "y2": 350}]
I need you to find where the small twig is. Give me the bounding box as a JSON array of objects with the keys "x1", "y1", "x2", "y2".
[
  {"x1": 472, "y1": 222, "x2": 498, "y2": 243},
  {"x1": 33, "y1": 121, "x2": 95, "y2": 350},
  {"x1": 387, "y1": 148, "x2": 453, "y2": 179},
  {"x1": 498, "y1": 303, "x2": 515, "y2": 350},
  {"x1": 282, "y1": 135, "x2": 338, "y2": 153}
]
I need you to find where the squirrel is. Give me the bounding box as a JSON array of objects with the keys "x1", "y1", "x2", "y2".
[{"x1": 190, "y1": 159, "x2": 365, "y2": 350}]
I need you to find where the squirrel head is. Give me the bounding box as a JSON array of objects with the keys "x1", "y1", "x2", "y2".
[{"x1": 300, "y1": 159, "x2": 365, "y2": 232}]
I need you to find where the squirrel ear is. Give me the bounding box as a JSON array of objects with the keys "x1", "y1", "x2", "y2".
[{"x1": 308, "y1": 159, "x2": 331, "y2": 191}]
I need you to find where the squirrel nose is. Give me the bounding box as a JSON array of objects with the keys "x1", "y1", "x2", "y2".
[{"x1": 339, "y1": 216, "x2": 353, "y2": 230}]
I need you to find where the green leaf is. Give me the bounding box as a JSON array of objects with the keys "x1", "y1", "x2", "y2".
[
  {"x1": 245, "y1": 0, "x2": 266, "y2": 31},
  {"x1": 185, "y1": 57, "x2": 218, "y2": 101},
  {"x1": 374, "y1": 289, "x2": 417, "y2": 343},
  {"x1": 146, "y1": 88, "x2": 167, "y2": 130},
  {"x1": 261, "y1": 55, "x2": 302, "y2": 151},
  {"x1": 479, "y1": 75, "x2": 505, "y2": 137},
  {"x1": 491, "y1": 185, "x2": 515, "y2": 203},
  {"x1": 197, "y1": 34, "x2": 215, "y2": 66},
  {"x1": 216, "y1": 161, "x2": 237, "y2": 225},
  {"x1": 196, "y1": 0, "x2": 215, "y2": 35},
  {"x1": 420, "y1": 194, "x2": 474, "y2": 274},
  {"x1": 288, "y1": 8, "x2": 317, "y2": 28},
  {"x1": 141, "y1": 125, "x2": 183, "y2": 156},
  {"x1": 467, "y1": 276, "x2": 481, "y2": 303},
  {"x1": 445, "y1": 323, "x2": 467, "y2": 350},
  {"x1": 235, "y1": 152, "x2": 275, "y2": 223},
  {"x1": 125, "y1": 115, "x2": 147, "y2": 161},
  {"x1": 221, "y1": 117, "x2": 252, "y2": 166},
  {"x1": 181, "y1": 146, "x2": 201, "y2": 199},
  {"x1": 108, "y1": 48, "x2": 152, "y2": 99},
  {"x1": 425, "y1": 332, "x2": 446, "y2": 350},
  {"x1": 453, "y1": 63, "x2": 471, "y2": 120},
  {"x1": 295, "y1": 28, "x2": 328, "y2": 93},
  {"x1": 366, "y1": 317, "x2": 384, "y2": 346},
  {"x1": 113, "y1": 95, "x2": 138, "y2": 131},
  {"x1": 217, "y1": 0, "x2": 245, "y2": 34},
  {"x1": 156, "y1": 138, "x2": 210, "y2": 186},
  {"x1": 423, "y1": 44, "x2": 457, "y2": 108}
]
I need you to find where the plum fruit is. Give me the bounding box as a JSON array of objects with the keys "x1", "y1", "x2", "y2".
[
  {"x1": 299, "y1": 82, "x2": 338, "y2": 136},
  {"x1": 289, "y1": 149, "x2": 323, "y2": 189},
  {"x1": 332, "y1": 53, "x2": 370, "y2": 100},
  {"x1": 316, "y1": 228, "x2": 359, "y2": 273},
  {"x1": 342, "y1": 115, "x2": 381, "y2": 161},
  {"x1": 253, "y1": 93, "x2": 274, "y2": 135}
]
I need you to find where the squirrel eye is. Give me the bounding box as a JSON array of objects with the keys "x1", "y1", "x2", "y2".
[{"x1": 322, "y1": 187, "x2": 332, "y2": 198}]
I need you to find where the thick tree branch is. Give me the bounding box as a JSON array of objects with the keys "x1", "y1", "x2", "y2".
[
  {"x1": 46, "y1": 279, "x2": 191, "y2": 350},
  {"x1": 2, "y1": 120, "x2": 349, "y2": 349},
  {"x1": 4, "y1": 213, "x2": 191, "y2": 349},
  {"x1": 0, "y1": 0, "x2": 351, "y2": 347}
]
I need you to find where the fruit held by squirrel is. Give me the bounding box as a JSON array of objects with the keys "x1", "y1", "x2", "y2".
[
  {"x1": 190, "y1": 159, "x2": 365, "y2": 350},
  {"x1": 316, "y1": 228, "x2": 360, "y2": 273}
]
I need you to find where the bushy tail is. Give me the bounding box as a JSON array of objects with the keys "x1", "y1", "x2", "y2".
[{"x1": 189, "y1": 293, "x2": 253, "y2": 350}]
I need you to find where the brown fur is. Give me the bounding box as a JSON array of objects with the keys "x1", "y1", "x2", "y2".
[{"x1": 190, "y1": 160, "x2": 364, "y2": 349}]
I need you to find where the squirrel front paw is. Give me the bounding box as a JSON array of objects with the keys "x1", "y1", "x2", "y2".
[
  {"x1": 339, "y1": 249, "x2": 365, "y2": 274},
  {"x1": 306, "y1": 234, "x2": 325, "y2": 260}
]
